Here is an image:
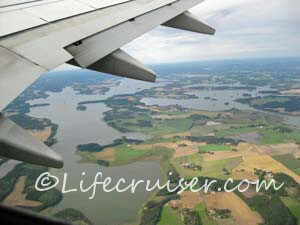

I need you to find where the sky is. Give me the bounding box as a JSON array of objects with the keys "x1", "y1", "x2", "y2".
[
  {"x1": 58, "y1": 0, "x2": 300, "y2": 71},
  {"x1": 123, "y1": 0, "x2": 300, "y2": 64}
]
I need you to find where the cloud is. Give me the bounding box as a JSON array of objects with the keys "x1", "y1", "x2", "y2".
[{"x1": 124, "y1": 0, "x2": 300, "y2": 63}]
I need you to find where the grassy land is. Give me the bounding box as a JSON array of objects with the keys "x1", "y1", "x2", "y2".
[
  {"x1": 199, "y1": 156, "x2": 242, "y2": 179},
  {"x1": 114, "y1": 144, "x2": 150, "y2": 162},
  {"x1": 240, "y1": 195, "x2": 297, "y2": 225},
  {"x1": 146, "y1": 118, "x2": 194, "y2": 136},
  {"x1": 214, "y1": 125, "x2": 300, "y2": 145},
  {"x1": 112, "y1": 145, "x2": 174, "y2": 166},
  {"x1": 191, "y1": 124, "x2": 231, "y2": 136},
  {"x1": 215, "y1": 124, "x2": 300, "y2": 145},
  {"x1": 173, "y1": 154, "x2": 203, "y2": 178},
  {"x1": 237, "y1": 95, "x2": 300, "y2": 114},
  {"x1": 236, "y1": 173, "x2": 300, "y2": 225},
  {"x1": 157, "y1": 206, "x2": 184, "y2": 225},
  {"x1": 161, "y1": 119, "x2": 193, "y2": 131},
  {"x1": 195, "y1": 203, "x2": 217, "y2": 225},
  {"x1": 142, "y1": 137, "x2": 184, "y2": 145},
  {"x1": 281, "y1": 197, "x2": 300, "y2": 225},
  {"x1": 254, "y1": 96, "x2": 290, "y2": 105},
  {"x1": 216, "y1": 126, "x2": 258, "y2": 137},
  {"x1": 174, "y1": 154, "x2": 242, "y2": 179},
  {"x1": 77, "y1": 143, "x2": 174, "y2": 166},
  {"x1": 272, "y1": 154, "x2": 300, "y2": 175},
  {"x1": 259, "y1": 128, "x2": 300, "y2": 144},
  {"x1": 199, "y1": 144, "x2": 231, "y2": 152}
]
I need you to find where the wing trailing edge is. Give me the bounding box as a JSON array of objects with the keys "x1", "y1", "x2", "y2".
[
  {"x1": 0, "y1": 114, "x2": 63, "y2": 168},
  {"x1": 163, "y1": 11, "x2": 215, "y2": 35},
  {"x1": 69, "y1": 49, "x2": 156, "y2": 82}
]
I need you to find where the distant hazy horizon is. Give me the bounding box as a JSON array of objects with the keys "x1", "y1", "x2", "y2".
[
  {"x1": 124, "y1": 0, "x2": 300, "y2": 64},
  {"x1": 56, "y1": 56, "x2": 300, "y2": 72}
]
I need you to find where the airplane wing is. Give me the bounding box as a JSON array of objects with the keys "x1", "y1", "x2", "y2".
[{"x1": 0, "y1": 0, "x2": 215, "y2": 168}]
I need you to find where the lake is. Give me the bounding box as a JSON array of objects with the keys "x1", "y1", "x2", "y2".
[{"x1": 26, "y1": 79, "x2": 165, "y2": 225}]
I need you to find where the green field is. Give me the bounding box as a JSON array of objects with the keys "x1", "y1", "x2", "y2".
[
  {"x1": 281, "y1": 197, "x2": 300, "y2": 225},
  {"x1": 259, "y1": 128, "x2": 300, "y2": 144},
  {"x1": 173, "y1": 154, "x2": 203, "y2": 178},
  {"x1": 112, "y1": 145, "x2": 174, "y2": 165},
  {"x1": 174, "y1": 154, "x2": 242, "y2": 179},
  {"x1": 157, "y1": 206, "x2": 184, "y2": 225},
  {"x1": 214, "y1": 124, "x2": 300, "y2": 145},
  {"x1": 199, "y1": 144, "x2": 231, "y2": 152},
  {"x1": 114, "y1": 144, "x2": 149, "y2": 162},
  {"x1": 200, "y1": 156, "x2": 242, "y2": 179},
  {"x1": 253, "y1": 96, "x2": 289, "y2": 105},
  {"x1": 107, "y1": 110, "x2": 194, "y2": 137},
  {"x1": 195, "y1": 203, "x2": 217, "y2": 225},
  {"x1": 241, "y1": 194, "x2": 297, "y2": 225},
  {"x1": 143, "y1": 137, "x2": 184, "y2": 145},
  {"x1": 150, "y1": 118, "x2": 193, "y2": 136},
  {"x1": 272, "y1": 154, "x2": 300, "y2": 175},
  {"x1": 216, "y1": 126, "x2": 258, "y2": 137},
  {"x1": 191, "y1": 124, "x2": 231, "y2": 136},
  {"x1": 76, "y1": 145, "x2": 151, "y2": 165}
]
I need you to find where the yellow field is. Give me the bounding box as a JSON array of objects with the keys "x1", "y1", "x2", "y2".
[
  {"x1": 200, "y1": 142, "x2": 300, "y2": 183},
  {"x1": 133, "y1": 140, "x2": 205, "y2": 158},
  {"x1": 281, "y1": 89, "x2": 300, "y2": 95},
  {"x1": 293, "y1": 151, "x2": 300, "y2": 159},
  {"x1": 241, "y1": 186, "x2": 265, "y2": 199},
  {"x1": 256, "y1": 143, "x2": 299, "y2": 155},
  {"x1": 151, "y1": 111, "x2": 232, "y2": 120},
  {"x1": 169, "y1": 191, "x2": 203, "y2": 209},
  {"x1": 233, "y1": 154, "x2": 300, "y2": 183},
  {"x1": 3, "y1": 176, "x2": 41, "y2": 207},
  {"x1": 162, "y1": 131, "x2": 191, "y2": 138},
  {"x1": 203, "y1": 143, "x2": 258, "y2": 162},
  {"x1": 167, "y1": 191, "x2": 263, "y2": 225},
  {"x1": 94, "y1": 147, "x2": 115, "y2": 161},
  {"x1": 30, "y1": 126, "x2": 52, "y2": 142},
  {"x1": 204, "y1": 192, "x2": 263, "y2": 225}
]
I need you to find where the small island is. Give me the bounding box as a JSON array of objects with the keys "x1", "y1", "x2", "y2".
[{"x1": 76, "y1": 105, "x2": 87, "y2": 111}]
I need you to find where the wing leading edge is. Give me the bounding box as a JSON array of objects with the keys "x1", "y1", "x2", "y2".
[{"x1": 0, "y1": 0, "x2": 215, "y2": 168}]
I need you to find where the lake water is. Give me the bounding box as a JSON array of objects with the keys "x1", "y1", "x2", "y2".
[
  {"x1": 25, "y1": 79, "x2": 165, "y2": 225},
  {"x1": 141, "y1": 83, "x2": 272, "y2": 111},
  {"x1": 141, "y1": 83, "x2": 300, "y2": 127}
]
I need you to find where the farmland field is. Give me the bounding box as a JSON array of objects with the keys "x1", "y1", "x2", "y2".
[
  {"x1": 273, "y1": 154, "x2": 300, "y2": 175},
  {"x1": 199, "y1": 144, "x2": 232, "y2": 152},
  {"x1": 281, "y1": 197, "x2": 300, "y2": 224},
  {"x1": 157, "y1": 206, "x2": 184, "y2": 225}
]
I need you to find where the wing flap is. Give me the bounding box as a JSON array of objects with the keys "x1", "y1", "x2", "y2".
[
  {"x1": 0, "y1": 114, "x2": 63, "y2": 168},
  {"x1": 163, "y1": 11, "x2": 215, "y2": 35},
  {"x1": 84, "y1": 49, "x2": 156, "y2": 82}
]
